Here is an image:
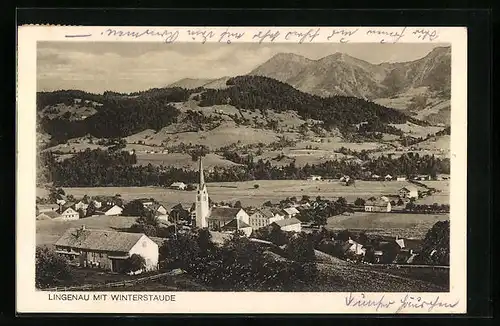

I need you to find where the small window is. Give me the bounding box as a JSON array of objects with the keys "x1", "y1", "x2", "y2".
[{"x1": 142, "y1": 241, "x2": 147, "y2": 248}]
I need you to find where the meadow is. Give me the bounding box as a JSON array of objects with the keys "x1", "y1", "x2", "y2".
[{"x1": 38, "y1": 180, "x2": 434, "y2": 209}]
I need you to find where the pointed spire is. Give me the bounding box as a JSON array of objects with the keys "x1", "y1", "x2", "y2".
[{"x1": 199, "y1": 157, "x2": 205, "y2": 187}]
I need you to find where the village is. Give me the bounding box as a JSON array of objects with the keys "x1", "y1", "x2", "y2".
[{"x1": 35, "y1": 156, "x2": 450, "y2": 292}]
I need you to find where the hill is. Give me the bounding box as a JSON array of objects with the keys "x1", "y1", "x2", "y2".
[{"x1": 199, "y1": 75, "x2": 417, "y2": 132}]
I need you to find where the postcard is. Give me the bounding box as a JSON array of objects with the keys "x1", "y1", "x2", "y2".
[{"x1": 17, "y1": 26, "x2": 467, "y2": 314}]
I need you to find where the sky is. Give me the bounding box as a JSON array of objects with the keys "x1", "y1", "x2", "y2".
[{"x1": 37, "y1": 42, "x2": 448, "y2": 94}]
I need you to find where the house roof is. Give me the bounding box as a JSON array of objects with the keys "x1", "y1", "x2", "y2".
[
  {"x1": 221, "y1": 219, "x2": 251, "y2": 229},
  {"x1": 170, "y1": 182, "x2": 186, "y2": 186},
  {"x1": 272, "y1": 217, "x2": 301, "y2": 228},
  {"x1": 61, "y1": 206, "x2": 77, "y2": 214},
  {"x1": 137, "y1": 198, "x2": 154, "y2": 203},
  {"x1": 209, "y1": 207, "x2": 243, "y2": 221},
  {"x1": 39, "y1": 211, "x2": 60, "y2": 219},
  {"x1": 283, "y1": 207, "x2": 300, "y2": 215},
  {"x1": 37, "y1": 204, "x2": 59, "y2": 210},
  {"x1": 98, "y1": 204, "x2": 122, "y2": 212},
  {"x1": 55, "y1": 228, "x2": 145, "y2": 253},
  {"x1": 149, "y1": 236, "x2": 167, "y2": 247},
  {"x1": 400, "y1": 185, "x2": 418, "y2": 192}
]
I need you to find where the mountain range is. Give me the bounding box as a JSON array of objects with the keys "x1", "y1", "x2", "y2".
[{"x1": 168, "y1": 47, "x2": 451, "y2": 124}]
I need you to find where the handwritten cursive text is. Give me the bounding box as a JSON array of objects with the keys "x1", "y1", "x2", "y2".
[
  {"x1": 101, "y1": 28, "x2": 179, "y2": 43},
  {"x1": 345, "y1": 293, "x2": 395, "y2": 312}
]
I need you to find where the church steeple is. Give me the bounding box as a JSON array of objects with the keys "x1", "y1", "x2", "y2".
[
  {"x1": 199, "y1": 156, "x2": 205, "y2": 188},
  {"x1": 195, "y1": 156, "x2": 210, "y2": 228}
]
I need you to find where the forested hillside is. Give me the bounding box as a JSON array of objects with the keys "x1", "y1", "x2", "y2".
[
  {"x1": 199, "y1": 75, "x2": 417, "y2": 131},
  {"x1": 37, "y1": 88, "x2": 197, "y2": 143}
]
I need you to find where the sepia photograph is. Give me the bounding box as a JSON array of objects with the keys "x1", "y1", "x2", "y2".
[
  {"x1": 16, "y1": 25, "x2": 468, "y2": 314},
  {"x1": 35, "y1": 41, "x2": 451, "y2": 293}
]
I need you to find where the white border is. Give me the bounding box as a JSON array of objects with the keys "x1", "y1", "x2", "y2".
[{"x1": 16, "y1": 26, "x2": 467, "y2": 314}]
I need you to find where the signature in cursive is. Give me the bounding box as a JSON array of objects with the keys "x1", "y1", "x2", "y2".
[
  {"x1": 395, "y1": 294, "x2": 460, "y2": 313},
  {"x1": 345, "y1": 293, "x2": 395, "y2": 312}
]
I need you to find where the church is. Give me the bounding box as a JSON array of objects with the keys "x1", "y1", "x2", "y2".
[{"x1": 194, "y1": 157, "x2": 252, "y2": 236}]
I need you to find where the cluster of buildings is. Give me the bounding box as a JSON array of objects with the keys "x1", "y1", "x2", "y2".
[
  {"x1": 36, "y1": 199, "x2": 124, "y2": 221},
  {"x1": 49, "y1": 158, "x2": 304, "y2": 274},
  {"x1": 328, "y1": 235, "x2": 423, "y2": 265},
  {"x1": 46, "y1": 157, "x2": 439, "y2": 275}
]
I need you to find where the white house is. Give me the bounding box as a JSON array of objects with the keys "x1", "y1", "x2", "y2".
[
  {"x1": 271, "y1": 218, "x2": 302, "y2": 232},
  {"x1": 170, "y1": 182, "x2": 187, "y2": 190},
  {"x1": 307, "y1": 175, "x2": 322, "y2": 181},
  {"x1": 346, "y1": 238, "x2": 366, "y2": 256},
  {"x1": 364, "y1": 197, "x2": 392, "y2": 212},
  {"x1": 54, "y1": 226, "x2": 159, "y2": 273},
  {"x1": 58, "y1": 207, "x2": 80, "y2": 220},
  {"x1": 75, "y1": 201, "x2": 89, "y2": 211},
  {"x1": 97, "y1": 204, "x2": 123, "y2": 216},
  {"x1": 399, "y1": 185, "x2": 419, "y2": 199},
  {"x1": 396, "y1": 176, "x2": 407, "y2": 181},
  {"x1": 249, "y1": 208, "x2": 285, "y2": 229},
  {"x1": 384, "y1": 174, "x2": 393, "y2": 181}
]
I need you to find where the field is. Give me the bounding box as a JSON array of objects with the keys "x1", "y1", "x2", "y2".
[
  {"x1": 415, "y1": 180, "x2": 450, "y2": 205},
  {"x1": 135, "y1": 152, "x2": 242, "y2": 169},
  {"x1": 325, "y1": 211, "x2": 449, "y2": 239},
  {"x1": 36, "y1": 215, "x2": 138, "y2": 246},
  {"x1": 38, "y1": 180, "x2": 434, "y2": 209}
]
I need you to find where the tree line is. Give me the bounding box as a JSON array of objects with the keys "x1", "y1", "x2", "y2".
[{"x1": 40, "y1": 148, "x2": 450, "y2": 187}]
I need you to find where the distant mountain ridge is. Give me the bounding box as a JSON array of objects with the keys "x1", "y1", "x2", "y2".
[{"x1": 249, "y1": 46, "x2": 451, "y2": 100}]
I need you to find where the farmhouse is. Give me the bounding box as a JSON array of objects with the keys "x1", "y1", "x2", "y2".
[
  {"x1": 96, "y1": 204, "x2": 123, "y2": 216},
  {"x1": 307, "y1": 175, "x2": 322, "y2": 181},
  {"x1": 36, "y1": 211, "x2": 61, "y2": 220},
  {"x1": 249, "y1": 208, "x2": 285, "y2": 229},
  {"x1": 58, "y1": 206, "x2": 80, "y2": 220},
  {"x1": 384, "y1": 174, "x2": 393, "y2": 181},
  {"x1": 344, "y1": 238, "x2": 366, "y2": 256},
  {"x1": 54, "y1": 226, "x2": 159, "y2": 273},
  {"x1": 75, "y1": 201, "x2": 89, "y2": 211},
  {"x1": 396, "y1": 176, "x2": 407, "y2": 181},
  {"x1": 170, "y1": 182, "x2": 187, "y2": 190},
  {"x1": 271, "y1": 217, "x2": 302, "y2": 233},
  {"x1": 399, "y1": 185, "x2": 419, "y2": 199},
  {"x1": 207, "y1": 207, "x2": 250, "y2": 231},
  {"x1": 364, "y1": 197, "x2": 392, "y2": 212}
]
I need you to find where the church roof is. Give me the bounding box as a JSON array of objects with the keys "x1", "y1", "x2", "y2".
[{"x1": 208, "y1": 207, "x2": 243, "y2": 221}]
